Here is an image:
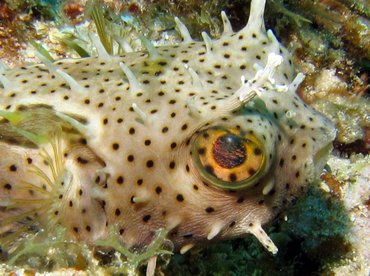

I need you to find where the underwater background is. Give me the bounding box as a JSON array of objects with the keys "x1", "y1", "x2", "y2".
[{"x1": 0, "y1": 0, "x2": 369, "y2": 275}]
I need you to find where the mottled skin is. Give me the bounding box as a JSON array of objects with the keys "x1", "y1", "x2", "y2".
[{"x1": 0, "y1": 0, "x2": 335, "y2": 255}]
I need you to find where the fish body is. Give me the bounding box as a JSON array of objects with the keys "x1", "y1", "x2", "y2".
[{"x1": 0, "y1": 0, "x2": 335, "y2": 255}]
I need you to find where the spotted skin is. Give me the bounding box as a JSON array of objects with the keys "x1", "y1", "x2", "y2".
[{"x1": 0, "y1": 0, "x2": 335, "y2": 254}]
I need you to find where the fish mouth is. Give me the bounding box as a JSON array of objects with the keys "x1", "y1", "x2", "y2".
[{"x1": 313, "y1": 122, "x2": 337, "y2": 176}]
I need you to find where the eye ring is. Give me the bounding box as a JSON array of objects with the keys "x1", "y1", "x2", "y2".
[{"x1": 192, "y1": 127, "x2": 267, "y2": 190}]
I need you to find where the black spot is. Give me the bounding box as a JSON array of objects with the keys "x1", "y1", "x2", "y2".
[
  {"x1": 237, "y1": 196, "x2": 244, "y2": 203},
  {"x1": 9, "y1": 164, "x2": 17, "y2": 172},
  {"x1": 115, "y1": 208, "x2": 121, "y2": 216},
  {"x1": 77, "y1": 156, "x2": 88, "y2": 164},
  {"x1": 229, "y1": 173, "x2": 237, "y2": 182},
  {"x1": 254, "y1": 148, "x2": 262, "y2": 155},
  {"x1": 205, "y1": 165, "x2": 214, "y2": 175},
  {"x1": 248, "y1": 168, "x2": 256, "y2": 175},
  {"x1": 137, "y1": 179, "x2": 143, "y2": 185},
  {"x1": 146, "y1": 160, "x2": 154, "y2": 168},
  {"x1": 169, "y1": 161, "x2": 176, "y2": 169},
  {"x1": 112, "y1": 143, "x2": 120, "y2": 150},
  {"x1": 117, "y1": 176, "x2": 124, "y2": 184},
  {"x1": 176, "y1": 194, "x2": 184, "y2": 202},
  {"x1": 3, "y1": 183, "x2": 12, "y2": 190},
  {"x1": 155, "y1": 186, "x2": 162, "y2": 194},
  {"x1": 279, "y1": 158, "x2": 284, "y2": 167},
  {"x1": 206, "y1": 207, "x2": 214, "y2": 213},
  {"x1": 143, "y1": 214, "x2": 151, "y2": 222},
  {"x1": 162, "y1": 127, "x2": 169, "y2": 133},
  {"x1": 127, "y1": 155, "x2": 134, "y2": 162},
  {"x1": 129, "y1": 128, "x2": 135, "y2": 135},
  {"x1": 198, "y1": 148, "x2": 206, "y2": 155}
]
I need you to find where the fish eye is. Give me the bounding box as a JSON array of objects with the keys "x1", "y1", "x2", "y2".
[{"x1": 192, "y1": 127, "x2": 267, "y2": 190}]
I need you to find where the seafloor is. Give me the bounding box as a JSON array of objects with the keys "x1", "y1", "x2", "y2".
[{"x1": 0, "y1": 0, "x2": 369, "y2": 275}]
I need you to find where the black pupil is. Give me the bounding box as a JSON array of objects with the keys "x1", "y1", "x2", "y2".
[{"x1": 212, "y1": 134, "x2": 246, "y2": 169}]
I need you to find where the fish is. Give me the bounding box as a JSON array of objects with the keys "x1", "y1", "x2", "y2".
[{"x1": 0, "y1": 0, "x2": 336, "y2": 260}]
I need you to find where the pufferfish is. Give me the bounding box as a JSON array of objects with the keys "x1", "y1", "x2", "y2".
[{"x1": 0, "y1": 0, "x2": 336, "y2": 258}]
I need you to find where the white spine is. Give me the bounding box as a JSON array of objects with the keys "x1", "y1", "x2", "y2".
[
  {"x1": 119, "y1": 38, "x2": 134, "y2": 53},
  {"x1": 221, "y1": 11, "x2": 233, "y2": 34},
  {"x1": 0, "y1": 61, "x2": 9, "y2": 72},
  {"x1": 184, "y1": 64, "x2": 203, "y2": 88},
  {"x1": 245, "y1": 0, "x2": 266, "y2": 32},
  {"x1": 207, "y1": 221, "x2": 225, "y2": 240},
  {"x1": 174, "y1": 17, "x2": 193, "y2": 43},
  {"x1": 245, "y1": 222, "x2": 278, "y2": 254},
  {"x1": 201, "y1": 32, "x2": 213, "y2": 54},
  {"x1": 56, "y1": 112, "x2": 88, "y2": 135},
  {"x1": 262, "y1": 179, "x2": 275, "y2": 195},
  {"x1": 89, "y1": 33, "x2": 111, "y2": 60},
  {"x1": 267, "y1": 30, "x2": 280, "y2": 52},
  {"x1": 132, "y1": 102, "x2": 147, "y2": 124},
  {"x1": 35, "y1": 52, "x2": 57, "y2": 73},
  {"x1": 139, "y1": 36, "x2": 159, "y2": 59},
  {"x1": 119, "y1": 62, "x2": 142, "y2": 92},
  {"x1": 56, "y1": 69, "x2": 88, "y2": 94},
  {"x1": 290, "y1": 73, "x2": 305, "y2": 90},
  {"x1": 0, "y1": 75, "x2": 12, "y2": 91},
  {"x1": 180, "y1": 244, "x2": 194, "y2": 254}
]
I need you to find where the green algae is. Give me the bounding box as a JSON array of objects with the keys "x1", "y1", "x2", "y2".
[
  {"x1": 5, "y1": 227, "x2": 99, "y2": 272},
  {"x1": 2, "y1": 226, "x2": 173, "y2": 275},
  {"x1": 95, "y1": 227, "x2": 173, "y2": 275}
]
